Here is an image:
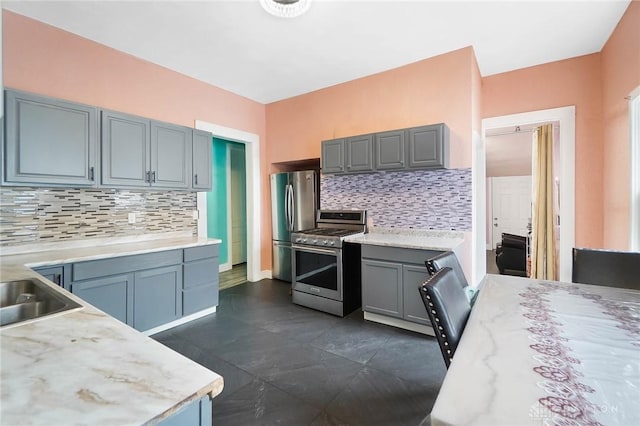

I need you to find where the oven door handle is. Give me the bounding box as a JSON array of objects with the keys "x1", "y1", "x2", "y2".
[{"x1": 292, "y1": 244, "x2": 339, "y2": 256}]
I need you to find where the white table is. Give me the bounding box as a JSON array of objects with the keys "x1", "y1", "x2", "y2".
[{"x1": 430, "y1": 274, "x2": 640, "y2": 426}]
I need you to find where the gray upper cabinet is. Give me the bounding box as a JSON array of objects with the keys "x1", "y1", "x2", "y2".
[
  {"x1": 321, "y1": 123, "x2": 449, "y2": 174},
  {"x1": 151, "y1": 121, "x2": 191, "y2": 190},
  {"x1": 408, "y1": 123, "x2": 449, "y2": 169},
  {"x1": 5, "y1": 89, "x2": 212, "y2": 191},
  {"x1": 101, "y1": 112, "x2": 194, "y2": 190},
  {"x1": 345, "y1": 134, "x2": 374, "y2": 173},
  {"x1": 321, "y1": 138, "x2": 345, "y2": 173},
  {"x1": 191, "y1": 129, "x2": 213, "y2": 191},
  {"x1": 3, "y1": 89, "x2": 97, "y2": 187},
  {"x1": 101, "y1": 110, "x2": 150, "y2": 188},
  {"x1": 375, "y1": 130, "x2": 405, "y2": 170}
]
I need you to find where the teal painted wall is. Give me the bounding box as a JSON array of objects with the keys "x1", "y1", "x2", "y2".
[
  {"x1": 206, "y1": 138, "x2": 247, "y2": 266},
  {"x1": 207, "y1": 138, "x2": 229, "y2": 264}
]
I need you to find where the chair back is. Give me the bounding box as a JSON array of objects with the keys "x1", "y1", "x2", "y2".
[
  {"x1": 419, "y1": 267, "x2": 471, "y2": 368},
  {"x1": 572, "y1": 248, "x2": 640, "y2": 290},
  {"x1": 426, "y1": 251, "x2": 468, "y2": 288}
]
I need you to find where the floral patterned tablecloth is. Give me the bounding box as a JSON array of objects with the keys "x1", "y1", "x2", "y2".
[{"x1": 430, "y1": 274, "x2": 640, "y2": 426}]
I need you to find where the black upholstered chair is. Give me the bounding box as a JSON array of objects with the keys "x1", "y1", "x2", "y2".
[
  {"x1": 419, "y1": 267, "x2": 471, "y2": 369},
  {"x1": 572, "y1": 248, "x2": 640, "y2": 290},
  {"x1": 495, "y1": 233, "x2": 527, "y2": 276},
  {"x1": 425, "y1": 251, "x2": 468, "y2": 288}
]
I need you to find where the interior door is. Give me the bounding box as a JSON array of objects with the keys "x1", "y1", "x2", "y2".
[{"x1": 491, "y1": 176, "x2": 532, "y2": 248}]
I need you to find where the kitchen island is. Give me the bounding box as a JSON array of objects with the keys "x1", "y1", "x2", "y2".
[{"x1": 0, "y1": 233, "x2": 224, "y2": 425}]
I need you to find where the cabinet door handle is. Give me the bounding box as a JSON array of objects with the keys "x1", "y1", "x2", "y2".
[
  {"x1": 89, "y1": 166, "x2": 95, "y2": 181},
  {"x1": 55, "y1": 274, "x2": 62, "y2": 286},
  {"x1": 145, "y1": 171, "x2": 150, "y2": 182},
  {"x1": 151, "y1": 171, "x2": 156, "y2": 183},
  {"x1": 194, "y1": 174, "x2": 198, "y2": 185}
]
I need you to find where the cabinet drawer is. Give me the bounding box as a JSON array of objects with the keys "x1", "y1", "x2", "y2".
[
  {"x1": 184, "y1": 245, "x2": 219, "y2": 262},
  {"x1": 362, "y1": 245, "x2": 441, "y2": 265},
  {"x1": 183, "y1": 285, "x2": 219, "y2": 316},
  {"x1": 183, "y1": 258, "x2": 219, "y2": 289},
  {"x1": 72, "y1": 249, "x2": 182, "y2": 281}
]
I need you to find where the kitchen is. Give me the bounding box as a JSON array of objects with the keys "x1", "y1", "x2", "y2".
[{"x1": 1, "y1": 1, "x2": 639, "y2": 425}]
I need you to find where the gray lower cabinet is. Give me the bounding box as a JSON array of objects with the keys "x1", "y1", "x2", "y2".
[
  {"x1": 345, "y1": 134, "x2": 374, "y2": 173},
  {"x1": 33, "y1": 264, "x2": 69, "y2": 290},
  {"x1": 402, "y1": 265, "x2": 431, "y2": 325},
  {"x1": 69, "y1": 247, "x2": 218, "y2": 331},
  {"x1": 72, "y1": 274, "x2": 134, "y2": 325},
  {"x1": 183, "y1": 245, "x2": 219, "y2": 316},
  {"x1": 3, "y1": 89, "x2": 97, "y2": 187},
  {"x1": 192, "y1": 129, "x2": 213, "y2": 191},
  {"x1": 362, "y1": 259, "x2": 403, "y2": 318},
  {"x1": 159, "y1": 396, "x2": 212, "y2": 426},
  {"x1": 321, "y1": 138, "x2": 345, "y2": 173},
  {"x1": 361, "y1": 245, "x2": 441, "y2": 326},
  {"x1": 133, "y1": 265, "x2": 182, "y2": 331}
]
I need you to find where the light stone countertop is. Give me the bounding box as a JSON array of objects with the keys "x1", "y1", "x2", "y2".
[
  {"x1": 344, "y1": 227, "x2": 464, "y2": 251},
  {"x1": 0, "y1": 233, "x2": 224, "y2": 425},
  {"x1": 0, "y1": 231, "x2": 222, "y2": 269}
]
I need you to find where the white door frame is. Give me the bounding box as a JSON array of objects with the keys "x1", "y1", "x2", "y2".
[
  {"x1": 477, "y1": 106, "x2": 575, "y2": 282},
  {"x1": 226, "y1": 142, "x2": 248, "y2": 267},
  {"x1": 194, "y1": 120, "x2": 263, "y2": 283}
]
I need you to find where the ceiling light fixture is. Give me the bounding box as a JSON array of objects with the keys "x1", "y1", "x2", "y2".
[{"x1": 260, "y1": 0, "x2": 311, "y2": 18}]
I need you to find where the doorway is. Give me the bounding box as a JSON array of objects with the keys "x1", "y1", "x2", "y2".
[
  {"x1": 195, "y1": 120, "x2": 262, "y2": 283},
  {"x1": 476, "y1": 106, "x2": 575, "y2": 283}
]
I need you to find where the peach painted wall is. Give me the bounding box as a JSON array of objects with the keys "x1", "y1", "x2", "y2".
[
  {"x1": 601, "y1": 1, "x2": 640, "y2": 249},
  {"x1": 2, "y1": 11, "x2": 272, "y2": 270},
  {"x1": 266, "y1": 46, "x2": 475, "y2": 170},
  {"x1": 482, "y1": 53, "x2": 604, "y2": 248},
  {"x1": 265, "y1": 47, "x2": 477, "y2": 280}
]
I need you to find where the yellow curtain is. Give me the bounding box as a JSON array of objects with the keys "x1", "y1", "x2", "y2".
[{"x1": 531, "y1": 124, "x2": 557, "y2": 280}]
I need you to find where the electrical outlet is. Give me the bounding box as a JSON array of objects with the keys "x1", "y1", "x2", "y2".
[
  {"x1": 128, "y1": 213, "x2": 136, "y2": 224},
  {"x1": 192, "y1": 210, "x2": 199, "y2": 220}
]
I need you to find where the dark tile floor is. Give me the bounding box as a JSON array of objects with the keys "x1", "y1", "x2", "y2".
[{"x1": 153, "y1": 279, "x2": 446, "y2": 425}]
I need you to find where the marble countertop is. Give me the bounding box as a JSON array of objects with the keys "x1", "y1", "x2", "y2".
[
  {"x1": 345, "y1": 228, "x2": 464, "y2": 251},
  {"x1": 0, "y1": 232, "x2": 222, "y2": 269},
  {"x1": 0, "y1": 233, "x2": 224, "y2": 425}
]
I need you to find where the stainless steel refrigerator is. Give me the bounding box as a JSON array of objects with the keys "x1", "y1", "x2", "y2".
[{"x1": 271, "y1": 170, "x2": 318, "y2": 282}]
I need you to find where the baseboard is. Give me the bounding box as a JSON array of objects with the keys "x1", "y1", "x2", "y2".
[
  {"x1": 364, "y1": 312, "x2": 435, "y2": 337},
  {"x1": 219, "y1": 262, "x2": 232, "y2": 272},
  {"x1": 144, "y1": 306, "x2": 217, "y2": 336}
]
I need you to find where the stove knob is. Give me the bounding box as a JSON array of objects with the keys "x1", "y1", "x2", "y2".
[
  {"x1": 302, "y1": 238, "x2": 307, "y2": 244},
  {"x1": 329, "y1": 241, "x2": 335, "y2": 246},
  {"x1": 312, "y1": 239, "x2": 318, "y2": 245},
  {"x1": 323, "y1": 240, "x2": 328, "y2": 245}
]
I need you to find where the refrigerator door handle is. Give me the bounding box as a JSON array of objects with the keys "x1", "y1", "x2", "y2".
[
  {"x1": 285, "y1": 184, "x2": 293, "y2": 232},
  {"x1": 287, "y1": 184, "x2": 295, "y2": 231}
]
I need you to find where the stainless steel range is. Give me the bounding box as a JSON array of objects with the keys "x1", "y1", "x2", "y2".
[{"x1": 291, "y1": 210, "x2": 366, "y2": 317}]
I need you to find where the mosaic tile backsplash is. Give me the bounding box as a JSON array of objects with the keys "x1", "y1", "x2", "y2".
[
  {"x1": 320, "y1": 168, "x2": 472, "y2": 231},
  {"x1": 0, "y1": 188, "x2": 197, "y2": 246}
]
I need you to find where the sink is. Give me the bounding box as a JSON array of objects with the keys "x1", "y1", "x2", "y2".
[{"x1": 0, "y1": 279, "x2": 82, "y2": 327}]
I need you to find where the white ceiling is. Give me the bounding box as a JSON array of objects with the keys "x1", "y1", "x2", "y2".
[{"x1": 2, "y1": 0, "x2": 631, "y2": 104}]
